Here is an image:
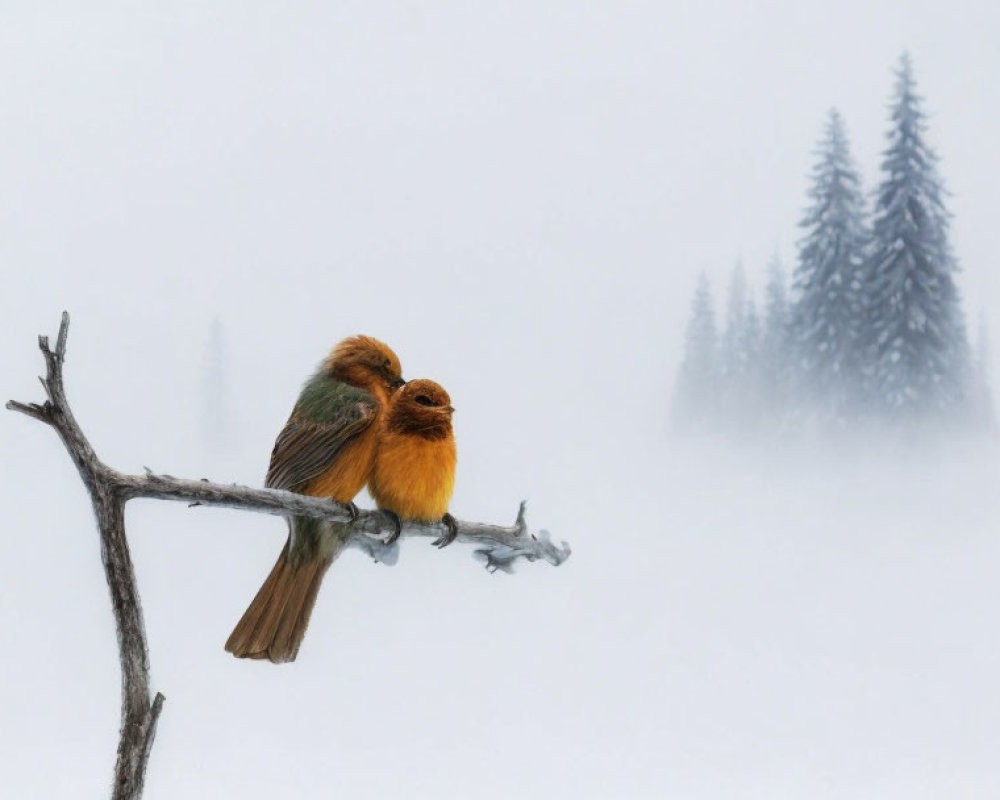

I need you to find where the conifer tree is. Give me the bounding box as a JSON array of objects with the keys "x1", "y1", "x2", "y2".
[
  {"x1": 788, "y1": 109, "x2": 869, "y2": 422},
  {"x1": 740, "y1": 295, "x2": 764, "y2": 429},
  {"x1": 762, "y1": 253, "x2": 789, "y2": 364},
  {"x1": 719, "y1": 263, "x2": 765, "y2": 431},
  {"x1": 867, "y1": 55, "x2": 968, "y2": 417},
  {"x1": 760, "y1": 254, "x2": 791, "y2": 423},
  {"x1": 721, "y1": 262, "x2": 749, "y2": 386},
  {"x1": 672, "y1": 272, "x2": 721, "y2": 430}
]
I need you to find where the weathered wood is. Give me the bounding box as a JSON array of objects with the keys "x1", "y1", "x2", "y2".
[{"x1": 6, "y1": 312, "x2": 570, "y2": 799}]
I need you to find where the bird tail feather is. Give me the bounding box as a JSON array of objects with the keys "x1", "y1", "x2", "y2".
[{"x1": 225, "y1": 526, "x2": 337, "y2": 663}]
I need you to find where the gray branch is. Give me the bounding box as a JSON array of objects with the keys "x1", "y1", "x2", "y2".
[{"x1": 6, "y1": 312, "x2": 570, "y2": 800}]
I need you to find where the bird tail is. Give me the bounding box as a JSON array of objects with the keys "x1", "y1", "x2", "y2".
[{"x1": 225, "y1": 519, "x2": 342, "y2": 663}]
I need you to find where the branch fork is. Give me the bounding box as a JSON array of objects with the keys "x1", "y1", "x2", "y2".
[{"x1": 7, "y1": 312, "x2": 570, "y2": 800}]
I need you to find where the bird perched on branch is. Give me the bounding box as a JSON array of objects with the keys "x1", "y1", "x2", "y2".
[
  {"x1": 225, "y1": 336, "x2": 405, "y2": 663},
  {"x1": 370, "y1": 379, "x2": 458, "y2": 548}
]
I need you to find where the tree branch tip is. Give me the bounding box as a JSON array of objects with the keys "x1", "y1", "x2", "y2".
[
  {"x1": 56, "y1": 311, "x2": 70, "y2": 358},
  {"x1": 514, "y1": 500, "x2": 528, "y2": 534},
  {"x1": 6, "y1": 400, "x2": 49, "y2": 421}
]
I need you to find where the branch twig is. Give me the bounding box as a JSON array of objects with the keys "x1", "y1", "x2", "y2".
[{"x1": 6, "y1": 312, "x2": 570, "y2": 800}]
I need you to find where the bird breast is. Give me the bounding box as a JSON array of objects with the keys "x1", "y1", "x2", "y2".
[{"x1": 371, "y1": 431, "x2": 456, "y2": 522}]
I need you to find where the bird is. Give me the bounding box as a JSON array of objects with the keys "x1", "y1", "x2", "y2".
[
  {"x1": 369, "y1": 379, "x2": 458, "y2": 549},
  {"x1": 224, "y1": 335, "x2": 405, "y2": 663}
]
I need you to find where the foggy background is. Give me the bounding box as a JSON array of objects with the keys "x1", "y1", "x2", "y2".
[{"x1": 2, "y1": 2, "x2": 999, "y2": 798}]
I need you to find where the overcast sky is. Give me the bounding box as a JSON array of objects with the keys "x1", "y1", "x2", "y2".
[{"x1": 2, "y1": 3, "x2": 999, "y2": 798}]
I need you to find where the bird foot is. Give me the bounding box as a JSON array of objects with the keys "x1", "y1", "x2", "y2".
[
  {"x1": 380, "y1": 510, "x2": 402, "y2": 546},
  {"x1": 337, "y1": 500, "x2": 359, "y2": 522},
  {"x1": 432, "y1": 513, "x2": 459, "y2": 549}
]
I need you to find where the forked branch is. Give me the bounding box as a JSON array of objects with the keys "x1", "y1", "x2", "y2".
[{"x1": 6, "y1": 312, "x2": 570, "y2": 800}]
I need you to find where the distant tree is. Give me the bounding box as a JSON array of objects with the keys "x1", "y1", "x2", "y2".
[
  {"x1": 203, "y1": 317, "x2": 230, "y2": 451},
  {"x1": 745, "y1": 296, "x2": 761, "y2": 365},
  {"x1": 741, "y1": 295, "x2": 765, "y2": 429},
  {"x1": 788, "y1": 109, "x2": 869, "y2": 424},
  {"x1": 867, "y1": 55, "x2": 969, "y2": 419},
  {"x1": 759, "y1": 253, "x2": 791, "y2": 423},
  {"x1": 672, "y1": 272, "x2": 721, "y2": 430},
  {"x1": 721, "y1": 262, "x2": 749, "y2": 385},
  {"x1": 718, "y1": 263, "x2": 765, "y2": 432}
]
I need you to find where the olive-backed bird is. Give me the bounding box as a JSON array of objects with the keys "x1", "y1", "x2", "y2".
[
  {"x1": 369, "y1": 379, "x2": 458, "y2": 549},
  {"x1": 225, "y1": 336, "x2": 404, "y2": 663}
]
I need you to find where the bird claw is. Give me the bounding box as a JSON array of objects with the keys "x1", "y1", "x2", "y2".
[
  {"x1": 337, "y1": 500, "x2": 359, "y2": 522},
  {"x1": 381, "y1": 510, "x2": 402, "y2": 546},
  {"x1": 432, "y1": 513, "x2": 458, "y2": 549}
]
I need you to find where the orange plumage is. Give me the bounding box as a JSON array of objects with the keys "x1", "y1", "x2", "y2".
[
  {"x1": 225, "y1": 335, "x2": 404, "y2": 663},
  {"x1": 369, "y1": 379, "x2": 457, "y2": 541},
  {"x1": 301, "y1": 430, "x2": 379, "y2": 501}
]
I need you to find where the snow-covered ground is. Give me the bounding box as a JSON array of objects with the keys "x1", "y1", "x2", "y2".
[
  {"x1": 3, "y1": 4, "x2": 1000, "y2": 797},
  {"x1": 4, "y1": 424, "x2": 999, "y2": 799}
]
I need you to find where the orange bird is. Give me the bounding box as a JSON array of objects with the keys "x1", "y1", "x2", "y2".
[
  {"x1": 225, "y1": 336, "x2": 404, "y2": 663},
  {"x1": 369, "y1": 379, "x2": 458, "y2": 548}
]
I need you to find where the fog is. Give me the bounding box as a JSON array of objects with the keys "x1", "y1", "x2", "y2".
[{"x1": 2, "y1": 3, "x2": 999, "y2": 798}]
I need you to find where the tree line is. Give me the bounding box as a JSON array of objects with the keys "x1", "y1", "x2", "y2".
[{"x1": 672, "y1": 54, "x2": 995, "y2": 438}]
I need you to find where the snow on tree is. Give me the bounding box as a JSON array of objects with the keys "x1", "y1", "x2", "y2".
[
  {"x1": 721, "y1": 262, "x2": 749, "y2": 384},
  {"x1": 867, "y1": 54, "x2": 968, "y2": 418},
  {"x1": 745, "y1": 296, "x2": 761, "y2": 363},
  {"x1": 759, "y1": 253, "x2": 791, "y2": 422},
  {"x1": 740, "y1": 295, "x2": 766, "y2": 428},
  {"x1": 762, "y1": 253, "x2": 789, "y2": 364},
  {"x1": 671, "y1": 272, "x2": 721, "y2": 430},
  {"x1": 718, "y1": 263, "x2": 765, "y2": 431},
  {"x1": 788, "y1": 108, "x2": 869, "y2": 423}
]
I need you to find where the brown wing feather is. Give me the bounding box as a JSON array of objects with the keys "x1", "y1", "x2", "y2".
[{"x1": 265, "y1": 400, "x2": 377, "y2": 491}]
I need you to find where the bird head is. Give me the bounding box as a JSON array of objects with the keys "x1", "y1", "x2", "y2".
[
  {"x1": 386, "y1": 379, "x2": 454, "y2": 439},
  {"x1": 326, "y1": 335, "x2": 405, "y2": 399}
]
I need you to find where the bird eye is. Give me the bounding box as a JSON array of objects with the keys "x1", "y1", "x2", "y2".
[{"x1": 414, "y1": 395, "x2": 434, "y2": 406}]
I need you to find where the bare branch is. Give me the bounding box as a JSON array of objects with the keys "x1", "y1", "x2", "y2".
[
  {"x1": 55, "y1": 309, "x2": 70, "y2": 359},
  {"x1": 6, "y1": 312, "x2": 570, "y2": 799},
  {"x1": 122, "y1": 472, "x2": 569, "y2": 567},
  {"x1": 6, "y1": 400, "x2": 50, "y2": 422}
]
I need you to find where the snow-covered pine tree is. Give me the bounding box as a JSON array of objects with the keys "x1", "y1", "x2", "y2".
[
  {"x1": 762, "y1": 254, "x2": 789, "y2": 360},
  {"x1": 788, "y1": 108, "x2": 869, "y2": 424},
  {"x1": 718, "y1": 262, "x2": 763, "y2": 432},
  {"x1": 759, "y1": 253, "x2": 791, "y2": 424},
  {"x1": 671, "y1": 272, "x2": 721, "y2": 430},
  {"x1": 721, "y1": 262, "x2": 749, "y2": 387},
  {"x1": 867, "y1": 54, "x2": 969, "y2": 419},
  {"x1": 745, "y1": 296, "x2": 761, "y2": 366},
  {"x1": 740, "y1": 295, "x2": 765, "y2": 430}
]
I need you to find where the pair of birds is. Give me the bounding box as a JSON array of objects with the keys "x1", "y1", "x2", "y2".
[{"x1": 225, "y1": 335, "x2": 456, "y2": 663}]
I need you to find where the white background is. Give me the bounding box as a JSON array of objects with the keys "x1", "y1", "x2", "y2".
[{"x1": 2, "y1": 2, "x2": 999, "y2": 797}]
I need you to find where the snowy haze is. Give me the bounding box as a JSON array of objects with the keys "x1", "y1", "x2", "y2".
[{"x1": 2, "y1": 3, "x2": 1000, "y2": 798}]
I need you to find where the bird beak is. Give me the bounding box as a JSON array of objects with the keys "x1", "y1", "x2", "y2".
[
  {"x1": 391, "y1": 378, "x2": 406, "y2": 390},
  {"x1": 444, "y1": 405, "x2": 455, "y2": 415}
]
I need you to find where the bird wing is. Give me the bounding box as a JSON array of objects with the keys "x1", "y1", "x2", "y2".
[{"x1": 265, "y1": 396, "x2": 378, "y2": 491}]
